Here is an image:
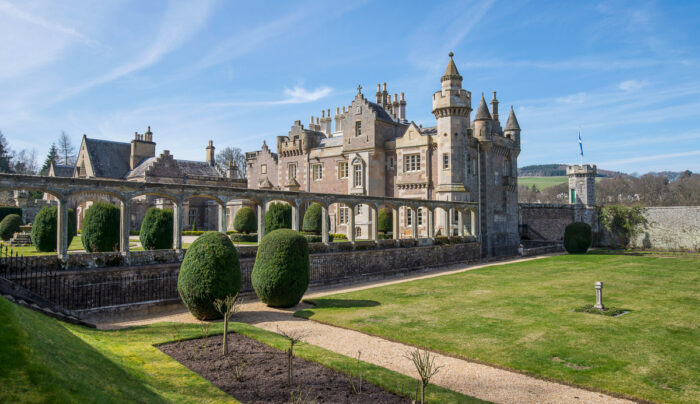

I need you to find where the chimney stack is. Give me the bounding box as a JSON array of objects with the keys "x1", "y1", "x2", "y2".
[
  {"x1": 399, "y1": 92, "x2": 407, "y2": 123},
  {"x1": 206, "y1": 140, "x2": 215, "y2": 166},
  {"x1": 227, "y1": 160, "x2": 239, "y2": 178}
]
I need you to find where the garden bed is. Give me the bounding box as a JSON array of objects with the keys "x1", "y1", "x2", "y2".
[{"x1": 158, "y1": 332, "x2": 408, "y2": 403}]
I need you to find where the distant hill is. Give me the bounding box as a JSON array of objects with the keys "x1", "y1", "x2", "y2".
[{"x1": 518, "y1": 164, "x2": 626, "y2": 178}]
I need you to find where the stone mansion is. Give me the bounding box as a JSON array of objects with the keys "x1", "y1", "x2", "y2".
[{"x1": 246, "y1": 53, "x2": 521, "y2": 255}]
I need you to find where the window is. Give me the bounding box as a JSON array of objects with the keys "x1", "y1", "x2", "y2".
[
  {"x1": 261, "y1": 164, "x2": 267, "y2": 174},
  {"x1": 571, "y1": 189, "x2": 576, "y2": 203},
  {"x1": 339, "y1": 207, "x2": 349, "y2": 224},
  {"x1": 338, "y1": 162, "x2": 348, "y2": 178},
  {"x1": 288, "y1": 163, "x2": 296, "y2": 180},
  {"x1": 453, "y1": 209, "x2": 459, "y2": 223},
  {"x1": 443, "y1": 153, "x2": 450, "y2": 169},
  {"x1": 417, "y1": 208, "x2": 423, "y2": 226},
  {"x1": 355, "y1": 121, "x2": 362, "y2": 136},
  {"x1": 188, "y1": 208, "x2": 197, "y2": 227},
  {"x1": 355, "y1": 205, "x2": 362, "y2": 215},
  {"x1": 388, "y1": 157, "x2": 394, "y2": 169},
  {"x1": 353, "y1": 164, "x2": 363, "y2": 187},
  {"x1": 406, "y1": 208, "x2": 413, "y2": 226},
  {"x1": 313, "y1": 164, "x2": 323, "y2": 181},
  {"x1": 404, "y1": 154, "x2": 421, "y2": 172}
]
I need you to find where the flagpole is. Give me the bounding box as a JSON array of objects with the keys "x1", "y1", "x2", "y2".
[{"x1": 579, "y1": 126, "x2": 583, "y2": 166}]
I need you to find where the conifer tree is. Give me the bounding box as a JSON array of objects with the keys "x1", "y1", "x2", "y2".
[
  {"x1": 0, "y1": 131, "x2": 12, "y2": 173},
  {"x1": 39, "y1": 144, "x2": 58, "y2": 176}
]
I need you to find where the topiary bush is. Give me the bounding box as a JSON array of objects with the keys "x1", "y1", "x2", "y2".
[
  {"x1": 564, "y1": 222, "x2": 592, "y2": 254},
  {"x1": 265, "y1": 202, "x2": 291, "y2": 234},
  {"x1": 233, "y1": 206, "x2": 257, "y2": 234},
  {"x1": 0, "y1": 214, "x2": 23, "y2": 241},
  {"x1": 0, "y1": 206, "x2": 22, "y2": 223},
  {"x1": 252, "y1": 229, "x2": 309, "y2": 308},
  {"x1": 81, "y1": 202, "x2": 120, "y2": 252},
  {"x1": 377, "y1": 207, "x2": 392, "y2": 234},
  {"x1": 302, "y1": 203, "x2": 322, "y2": 234},
  {"x1": 177, "y1": 231, "x2": 241, "y2": 320},
  {"x1": 139, "y1": 208, "x2": 173, "y2": 250},
  {"x1": 30, "y1": 206, "x2": 76, "y2": 252}
]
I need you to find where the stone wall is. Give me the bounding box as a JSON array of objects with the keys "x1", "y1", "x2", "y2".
[
  {"x1": 519, "y1": 203, "x2": 575, "y2": 241},
  {"x1": 608, "y1": 206, "x2": 700, "y2": 251},
  {"x1": 12, "y1": 240, "x2": 481, "y2": 313}
]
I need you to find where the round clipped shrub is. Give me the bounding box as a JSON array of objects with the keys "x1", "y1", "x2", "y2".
[
  {"x1": 81, "y1": 202, "x2": 120, "y2": 252},
  {"x1": 302, "y1": 203, "x2": 323, "y2": 234},
  {"x1": 0, "y1": 214, "x2": 22, "y2": 241},
  {"x1": 252, "y1": 229, "x2": 309, "y2": 308},
  {"x1": 265, "y1": 202, "x2": 291, "y2": 234},
  {"x1": 377, "y1": 207, "x2": 392, "y2": 234},
  {"x1": 233, "y1": 206, "x2": 257, "y2": 234},
  {"x1": 139, "y1": 208, "x2": 173, "y2": 250},
  {"x1": 30, "y1": 206, "x2": 76, "y2": 252},
  {"x1": 177, "y1": 231, "x2": 241, "y2": 320},
  {"x1": 564, "y1": 222, "x2": 592, "y2": 254}
]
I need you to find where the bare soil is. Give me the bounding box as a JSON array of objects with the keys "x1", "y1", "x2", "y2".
[{"x1": 158, "y1": 332, "x2": 408, "y2": 404}]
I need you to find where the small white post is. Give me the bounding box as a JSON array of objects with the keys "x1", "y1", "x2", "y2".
[{"x1": 594, "y1": 281, "x2": 604, "y2": 310}]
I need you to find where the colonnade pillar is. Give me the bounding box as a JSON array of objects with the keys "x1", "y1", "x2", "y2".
[
  {"x1": 370, "y1": 204, "x2": 378, "y2": 241},
  {"x1": 291, "y1": 204, "x2": 300, "y2": 231},
  {"x1": 470, "y1": 208, "x2": 477, "y2": 236},
  {"x1": 321, "y1": 204, "x2": 329, "y2": 244},
  {"x1": 56, "y1": 199, "x2": 68, "y2": 259},
  {"x1": 347, "y1": 205, "x2": 355, "y2": 242},
  {"x1": 257, "y1": 201, "x2": 266, "y2": 243},
  {"x1": 173, "y1": 200, "x2": 183, "y2": 251},
  {"x1": 217, "y1": 203, "x2": 227, "y2": 233},
  {"x1": 411, "y1": 207, "x2": 418, "y2": 239},
  {"x1": 119, "y1": 199, "x2": 130, "y2": 253},
  {"x1": 392, "y1": 206, "x2": 399, "y2": 240},
  {"x1": 446, "y1": 208, "x2": 453, "y2": 237},
  {"x1": 427, "y1": 208, "x2": 434, "y2": 238},
  {"x1": 457, "y1": 209, "x2": 464, "y2": 237}
]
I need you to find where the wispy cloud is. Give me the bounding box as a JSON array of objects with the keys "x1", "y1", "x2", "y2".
[
  {"x1": 598, "y1": 150, "x2": 700, "y2": 166},
  {"x1": 618, "y1": 79, "x2": 650, "y2": 91},
  {"x1": 556, "y1": 92, "x2": 587, "y2": 104},
  {"x1": 206, "y1": 85, "x2": 334, "y2": 108}
]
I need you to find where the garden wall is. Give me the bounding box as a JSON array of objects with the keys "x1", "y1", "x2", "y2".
[
  {"x1": 11, "y1": 240, "x2": 481, "y2": 314},
  {"x1": 605, "y1": 206, "x2": 700, "y2": 251}
]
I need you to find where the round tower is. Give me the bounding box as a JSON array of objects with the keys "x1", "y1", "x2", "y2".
[{"x1": 432, "y1": 52, "x2": 472, "y2": 200}]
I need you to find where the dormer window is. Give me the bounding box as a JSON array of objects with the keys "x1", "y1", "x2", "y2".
[{"x1": 355, "y1": 121, "x2": 362, "y2": 136}]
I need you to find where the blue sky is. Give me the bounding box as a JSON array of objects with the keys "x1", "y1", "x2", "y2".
[{"x1": 1, "y1": 0, "x2": 699, "y2": 173}]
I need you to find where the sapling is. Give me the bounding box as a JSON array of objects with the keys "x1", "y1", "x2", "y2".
[
  {"x1": 277, "y1": 327, "x2": 309, "y2": 386},
  {"x1": 213, "y1": 293, "x2": 243, "y2": 355},
  {"x1": 404, "y1": 348, "x2": 444, "y2": 404}
]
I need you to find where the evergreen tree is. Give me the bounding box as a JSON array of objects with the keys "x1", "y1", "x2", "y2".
[
  {"x1": 39, "y1": 144, "x2": 58, "y2": 176},
  {"x1": 0, "y1": 130, "x2": 12, "y2": 173}
]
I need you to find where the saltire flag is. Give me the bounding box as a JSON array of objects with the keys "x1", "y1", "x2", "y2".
[{"x1": 578, "y1": 130, "x2": 584, "y2": 157}]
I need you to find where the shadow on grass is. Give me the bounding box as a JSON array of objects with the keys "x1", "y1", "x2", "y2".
[{"x1": 296, "y1": 298, "x2": 380, "y2": 319}]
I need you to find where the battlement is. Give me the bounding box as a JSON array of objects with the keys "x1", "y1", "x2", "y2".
[{"x1": 567, "y1": 164, "x2": 597, "y2": 176}]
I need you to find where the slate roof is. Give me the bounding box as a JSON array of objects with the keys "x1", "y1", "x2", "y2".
[
  {"x1": 84, "y1": 138, "x2": 132, "y2": 178},
  {"x1": 419, "y1": 126, "x2": 437, "y2": 136},
  {"x1": 443, "y1": 53, "x2": 462, "y2": 79},
  {"x1": 125, "y1": 156, "x2": 158, "y2": 179},
  {"x1": 51, "y1": 163, "x2": 74, "y2": 177},
  {"x1": 367, "y1": 102, "x2": 395, "y2": 122},
  {"x1": 474, "y1": 93, "x2": 492, "y2": 121},
  {"x1": 504, "y1": 107, "x2": 521, "y2": 131},
  {"x1": 176, "y1": 160, "x2": 222, "y2": 177}
]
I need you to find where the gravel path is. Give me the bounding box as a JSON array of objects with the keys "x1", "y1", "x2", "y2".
[{"x1": 99, "y1": 256, "x2": 635, "y2": 404}]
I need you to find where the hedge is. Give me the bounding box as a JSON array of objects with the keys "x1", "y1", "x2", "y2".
[
  {"x1": 302, "y1": 203, "x2": 323, "y2": 234},
  {"x1": 229, "y1": 232, "x2": 258, "y2": 243},
  {"x1": 29, "y1": 206, "x2": 76, "y2": 252},
  {"x1": 303, "y1": 233, "x2": 334, "y2": 243},
  {"x1": 0, "y1": 206, "x2": 22, "y2": 224},
  {"x1": 139, "y1": 208, "x2": 173, "y2": 250},
  {"x1": 329, "y1": 233, "x2": 347, "y2": 240},
  {"x1": 0, "y1": 214, "x2": 23, "y2": 241},
  {"x1": 265, "y1": 202, "x2": 291, "y2": 233},
  {"x1": 251, "y1": 229, "x2": 309, "y2": 307},
  {"x1": 81, "y1": 202, "x2": 120, "y2": 252},
  {"x1": 233, "y1": 206, "x2": 257, "y2": 234},
  {"x1": 377, "y1": 208, "x2": 392, "y2": 234},
  {"x1": 564, "y1": 222, "x2": 592, "y2": 254},
  {"x1": 177, "y1": 231, "x2": 241, "y2": 320}
]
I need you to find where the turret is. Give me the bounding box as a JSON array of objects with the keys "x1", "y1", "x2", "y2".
[
  {"x1": 473, "y1": 93, "x2": 492, "y2": 141},
  {"x1": 432, "y1": 52, "x2": 471, "y2": 199},
  {"x1": 130, "y1": 126, "x2": 156, "y2": 169},
  {"x1": 504, "y1": 106, "x2": 521, "y2": 146},
  {"x1": 206, "y1": 140, "x2": 215, "y2": 166}
]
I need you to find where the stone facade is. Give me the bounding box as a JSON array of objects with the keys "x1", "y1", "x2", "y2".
[
  {"x1": 567, "y1": 164, "x2": 596, "y2": 206},
  {"x1": 246, "y1": 53, "x2": 521, "y2": 256},
  {"x1": 602, "y1": 206, "x2": 700, "y2": 251}
]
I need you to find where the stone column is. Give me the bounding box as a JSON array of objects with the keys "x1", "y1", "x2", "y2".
[
  {"x1": 347, "y1": 204, "x2": 355, "y2": 242},
  {"x1": 427, "y1": 208, "x2": 434, "y2": 239},
  {"x1": 457, "y1": 209, "x2": 464, "y2": 236},
  {"x1": 411, "y1": 207, "x2": 418, "y2": 239},
  {"x1": 56, "y1": 199, "x2": 68, "y2": 259},
  {"x1": 218, "y1": 203, "x2": 227, "y2": 233},
  {"x1": 173, "y1": 200, "x2": 183, "y2": 251},
  {"x1": 470, "y1": 209, "x2": 477, "y2": 236},
  {"x1": 392, "y1": 206, "x2": 399, "y2": 240},
  {"x1": 594, "y1": 282, "x2": 605, "y2": 309},
  {"x1": 446, "y1": 207, "x2": 453, "y2": 236},
  {"x1": 257, "y1": 201, "x2": 266, "y2": 243},
  {"x1": 370, "y1": 204, "x2": 378, "y2": 241},
  {"x1": 119, "y1": 199, "x2": 130, "y2": 253},
  {"x1": 321, "y1": 204, "x2": 329, "y2": 244},
  {"x1": 291, "y1": 203, "x2": 300, "y2": 231}
]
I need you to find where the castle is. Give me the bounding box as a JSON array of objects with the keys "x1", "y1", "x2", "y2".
[{"x1": 246, "y1": 53, "x2": 521, "y2": 255}]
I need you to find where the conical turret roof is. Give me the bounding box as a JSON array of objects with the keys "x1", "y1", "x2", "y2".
[
  {"x1": 474, "y1": 93, "x2": 492, "y2": 121},
  {"x1": 441, "y1": 52, "x2": 463, "y2": 82},
  {"x1": 505, "y1": 106, "x2": 520, "y2": 131}
]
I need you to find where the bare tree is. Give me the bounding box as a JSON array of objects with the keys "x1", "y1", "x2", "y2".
[
  {"x1": 404, "y1": 348, "x2": 444, "y2": 404},
  {"x1": 215, "y1": 146, "x2": 247, "y2": 178},
  {"x1": 11, "y1": 149, "x2": 38, "y2": 174},
  {"x1": 213, "y1": 293, "x2": 243, "y2": 355},
  {"x1": 57, "y1": 131, "x2": 76, "y2": 165},
  {"x1": 276, "y1": 327, "x2": 309, "y2": 386}
]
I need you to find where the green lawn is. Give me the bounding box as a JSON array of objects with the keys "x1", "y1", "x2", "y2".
[
  {"x1": 0, "y1": 296, "x2": 481, "y2": 403},
  {"x1": 517, "y1": 176, "x2": 568, "y2": 189},
  {"x1": 297, "y1": 253, "x2": 700, "y2": 403}
]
